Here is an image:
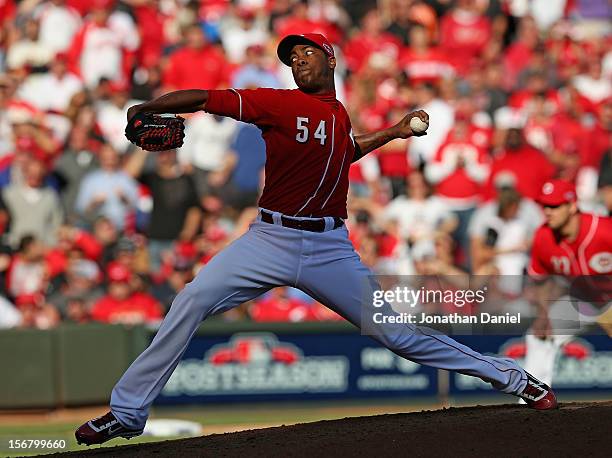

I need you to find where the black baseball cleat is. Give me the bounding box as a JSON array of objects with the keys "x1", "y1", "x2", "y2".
[
  {"x1": 75, "y1": 411, "x2": 144, "y2": 446},
  {"x1": 518, "y1": 372, "x2": 558, "y2": 410}
]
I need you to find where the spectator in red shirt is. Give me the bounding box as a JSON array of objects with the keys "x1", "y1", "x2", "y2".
[
  {"x1": 439, "y1": 0, "x2": 491, "y2": 76},
  {"x1": 4, "y1": 103, "x2": 60, "y2": 168},
  {"x1": 275, "y1": 1, "x2": 338, "y2": 45},
  {"x1": 162, "y1": 23, "x2": 228, "y2": 91},
  {"x1": 133, "y1": 0, "x2": 167, "y2": 69},
  {"x1": 508, "y1": 72, "x2": 560, "y2": 112},
  {"x1": 249, "y1": 286, "x2": 314, "y2": 323},
  {"x1": 580, "y1": 98, "x2": 611, "y2": 170},
  {"x1": 45, "y1": 224, "x2": 103, "y2": 277},
  {"x1": 91, "y1": 262, "x2": 162, "y2": 324},
  {"x1": 574, "y1": 98, "x2": 612, "y2": 204},
  {"x1": 376, "y1": 106, "x2": 414, "y2": 198},
  {"x1": 399, "y1": 23, "x2": 455, "y2": 85},
  {"x1": 343, "y1": 8, "x2": 402, "y2": 74},
  {"x1": 426, "y1": 115, "x2": 490, "y2": 259},
  {"x1": 194, "y1": 211, "x2": 229, "y2": 266},
  {"x1": 573, "y1": 55, "x2": 611, "y2": 104},
  {"x1": 523, "y1": 92, "x2": 556, "y2": 155},
  {"x1": 548, "y1": 86, "x2": 590, "y2": 180},
  {"x1": 503, "y1": 16, "x2": 540, "y2": 89},
  {"x1": 15, "y1": 293, "x2": 60, "y2": 329},
  {"x1": 484, "y1": 117, "x2": 555, "y2": 201}
]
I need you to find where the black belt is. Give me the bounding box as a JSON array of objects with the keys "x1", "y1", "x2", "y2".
[{"x1": 260, "y1": 211, "x2": 344, "y2": 232}]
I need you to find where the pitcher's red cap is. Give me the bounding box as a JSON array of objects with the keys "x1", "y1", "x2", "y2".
[
  {"x1": 277, "y1": 33, "x2": 334, "y2": 66},
  {"x1": 537, "y1": 180, "x2": 576, "y2": 206}
]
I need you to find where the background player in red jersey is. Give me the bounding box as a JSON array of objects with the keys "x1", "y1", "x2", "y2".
[
  {"x1": 75, "y1": 33, "x2": 556, "y2": 447},
  {"x1": 525, "y1": 179, "x2": 612, "y2": 386}
]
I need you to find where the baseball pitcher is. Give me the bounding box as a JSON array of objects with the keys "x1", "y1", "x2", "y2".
[{"x1": 76, "y1": 34, "x2": 557, "y2": 446}]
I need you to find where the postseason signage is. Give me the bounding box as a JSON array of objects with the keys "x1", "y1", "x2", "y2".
[
  {"x1": 154, "y1": 331, "x2": 611, "y2": 404},
  {"x1": 156, "y1": 332, "x2": 437, "y2": 404},
  {"x1": 451, "y1": 335, "x2": 612, "y2": 394}
]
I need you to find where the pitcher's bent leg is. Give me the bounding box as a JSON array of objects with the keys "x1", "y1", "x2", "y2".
[
  {"x1": 110, "y1": 228, "x2": 294, "y2": 429},
  {"x1": 298, "y1": 229, "x2": 527, "y2": 395}
]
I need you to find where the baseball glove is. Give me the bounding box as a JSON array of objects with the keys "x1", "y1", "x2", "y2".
[{"x1": 125, "y1": 112, "x2": 185, "y2": 151}]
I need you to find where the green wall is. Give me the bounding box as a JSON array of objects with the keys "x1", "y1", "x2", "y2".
[
  {"x1": 0, "y1": 324, "x2": 148, "y2": 408},
  {"x1": 0, "y1": 321, "x2": 355, "y2": 409}
]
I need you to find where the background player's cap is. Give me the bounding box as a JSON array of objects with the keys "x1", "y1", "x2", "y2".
[
  {"x1": 537, "y1": 179, "x2": 576, "y2": 206},
  {"x1": 277, "y1": 33, "x2": 334, "y2": 66}
]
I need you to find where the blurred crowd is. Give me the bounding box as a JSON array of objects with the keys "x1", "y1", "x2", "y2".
[{"x1": 0, "y1": 0, "x2": 609, "y2": 329}]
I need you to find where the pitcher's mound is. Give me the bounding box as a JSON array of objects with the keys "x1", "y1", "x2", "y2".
[{"x1": 50, "y1": 402, "x2": 612, "y2": 457}]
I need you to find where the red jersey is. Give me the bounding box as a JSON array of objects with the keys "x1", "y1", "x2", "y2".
[
  {"x1": 431, "y1": 137, "x2": 489, "y2": 201},
  {"x1": 398, "y1": 47, "x2": 455, "y2": 84},
  {"x1": 205, "y1": 88, "x2": 355, "y2": 218},
  {"x1": 134, "y1": 4, "x2": 166, "y2": 68},
  {"x1": 484, "y1": 146, "x2": 556, "y2": 201},
  {"x1": 91, "y1": 292, "x2": 163, "y2": 324},
  {"x1": 378, "y1": 140, "x2": 411, "y2": 178},
  {"x1": 250, "y1": 296, "x2": 311, "y2": 322},
  {"x1": 524, "y1": 117, "x2": 555, "y2": 153},
  {"x1": 528, "y1": 213, "x2": 612, "y2": 277},
  {"x1": 503, "y1": 41, "x2": 535, "y2": 86},
  {"x1": 163, "y1": 46, "x2": 227, "y2": 91},
  {"x1": 343, "y1": 32, "x2": 402, "y2": 74},
  {"x1": 508, "y1": 89, "x2": 561, "y2": 112},
  {"x1": 439, "y1": 11, "x2": 491, "y2": 75},
  {"x1": 550, "y1": 112, "x2": 584, "y2": 157}
]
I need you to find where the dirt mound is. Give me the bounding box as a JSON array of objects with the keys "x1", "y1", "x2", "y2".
[{"x1": 48, "y1": 402, "x2": 611, "y2": 457}]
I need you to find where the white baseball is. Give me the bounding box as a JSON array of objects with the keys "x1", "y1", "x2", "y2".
[{"x1": 410, "y1": 116, "x2": 429, "y2": 133}]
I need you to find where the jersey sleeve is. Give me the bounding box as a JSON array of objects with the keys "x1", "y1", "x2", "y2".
[
  {"x1": 527, "y1": 229, "x2": 549, "y2": 279},
  {"x1": 205, "y1": 88, "x2": 282, "y2": 128}
]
